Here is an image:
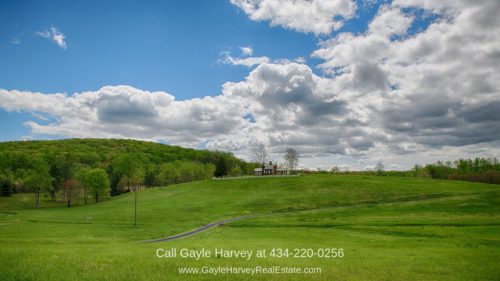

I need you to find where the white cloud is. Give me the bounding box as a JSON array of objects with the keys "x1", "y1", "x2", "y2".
[
  {"x1": 240, "y1": 46, "x2": 254, "y2": 56},
  {"x1": 392, "y1": 0, "x2": 455, "y2": 13},
  {"x1": 0, "y1": 85, "x2": 246, "y2": 148},
  {"x1": 230, "y1": 0, "x2": 357, "y2": 35},
  {"x1": 220, "y1": 51, "x2": 307, "y2": 68},
  {"x1": 294, "y1": 56, "x2": 306, "y2": 64},
  {"x1": 0, "y1": 63, "x2": 366, "y2": 160},
  {"x1": 311, "y1": 1, "x2": 500, "y2": 159},
  {"x1": 368, "y1": 4, "x2": 413, "y2": 37},
  {"x1": 312, "y1": 5, "x2": 413, "y2": 70},
  {"x1": 220, "y1": 51, "x2": 270, "y2": 67},
  {"x1": 35, "y1": 27, "x2": 67, "y2": 49}
]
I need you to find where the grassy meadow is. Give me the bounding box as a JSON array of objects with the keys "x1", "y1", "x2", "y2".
[{"x1": 0, "y1": 175, "x2": 499, "y2": 280}]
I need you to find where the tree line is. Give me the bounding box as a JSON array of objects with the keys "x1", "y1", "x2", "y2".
[
  {"x1": 0, "y1": 139, "x2": 254, "y2": 206},
  {"x1": 412, "y1": 157, "x2": 500, "y2": 184},
  {"x1": 321, "y1": 157, "x2": 500, "y2": 185}
]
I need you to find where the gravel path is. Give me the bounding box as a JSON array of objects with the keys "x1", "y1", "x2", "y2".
[{"x1": 143, "y1": 215, "x2": 254, "y2": 243}]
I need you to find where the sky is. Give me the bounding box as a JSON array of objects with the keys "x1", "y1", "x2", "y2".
[{"x1": 1, "y1": 0, "x2": 499, "y2": 170}]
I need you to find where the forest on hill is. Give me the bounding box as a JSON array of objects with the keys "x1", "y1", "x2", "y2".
[{"x1": 0, "y1": 139, "x2": 255, "y2": 205}]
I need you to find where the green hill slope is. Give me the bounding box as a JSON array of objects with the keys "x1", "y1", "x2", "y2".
[
  {"x1": 0, "y1": 138, "x2": 247, "y2": 167},
  {"x1": 0, "y1": 138, "x2": 251, "y2": 198},
  {"x1": 0, "y1": 175, "x2": 499, "y2": 280}
]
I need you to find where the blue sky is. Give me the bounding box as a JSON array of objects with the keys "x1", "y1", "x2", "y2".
[
  {"x1": 0, "y1": 0, "x2": 401, "y2": 97},
  {"x1": 0, "y1": 0, "x2": 381, "y2": 142},
  {"x1": 0, "y1": 0, "x2": 321, "y2": 141},
  {"x1": 1, "y1": 0, "x2": 317, "y2": 97},
  {"x1": 1, "y1": 0, "x2": 499, "y2": 169}
]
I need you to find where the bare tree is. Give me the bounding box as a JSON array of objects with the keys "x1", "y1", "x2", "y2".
[
  {"x1": 250, "y1": 143, "x2": 269, "y2": 166},
  {"x1": 376, "y1": 161, "x2": 385, "y2": 175},
  {"x1": 284, "y1": 148, "x2": 299, "y2": 170}
]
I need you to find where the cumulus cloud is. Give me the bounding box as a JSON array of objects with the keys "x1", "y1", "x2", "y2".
[
  {"x1": 35, "y1": 27, "x2": 67, "y2": 49},
  {"x1": 368, "y1": 4, "x2": 414, "y2": 37},
  {"x1": 0, "y1": 85, "x2": 246, "y2": 146},
  {"x1": 311, "y1": 0, "x2": 500, "y2": 159},
  {"x1": 0, "y1": 63, "x2": 373, "y2": 160},
  {"x1": 230, "y1": 0, "x2": 357, "y2": 35},
  {"x1": 312, "y1": 5, "x2": 414, "y2": 70}
]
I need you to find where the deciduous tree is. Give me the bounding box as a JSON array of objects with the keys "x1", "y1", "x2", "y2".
[
  {"x1": 250, "y1": 143, "x2": 269, "y2": 166},
  {"x1": 113, "y1": 154, "x2": 141, "y2": 192},
  {"x1": 376, "y1": 161, "x2": 385, "y2": 175},
  {"x1": 75, "y1": 167, "x2": 90, "y2": 204},
  {"x1": 284, "y1": 148, "x2": 299, "y2": 170},
  {"x1": 84, "y1": 168, "x2": 110, "y2": 203},
  {"x1": 23, "y1": 158, "x2": 53, "y2": 208}
]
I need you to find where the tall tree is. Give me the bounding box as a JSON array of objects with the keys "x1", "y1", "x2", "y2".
[
  {"x1": 130, "y1": 168, "x2": 144, "y2": 227},
  {"x1": 250, "y1": 143, "x2": 269, "y2": 166},
  {"x1": 214, "y1": 159, "x2": 226, "y2": 178},
  {"x1": 144, "y1": 164, "x2": 157, "y2": 187},
  {"x1": 117, "y1": 175, "x2": 130, "y2": 193},
  {"x1": 75, "y1": 167, "x2": 90, "y2": 204},
  {"x1": 284, "y1": 148, "x2": 299, "y2": 170},
  {"x1": 113, "y1": 154, "x2": 141, "y2": 193},
  {"x1": 158, "y1": 162, "x2": 179, "y2": 185},
  {"x1": 84, "y1": 168, "x2": 110, "y2": 203},
  {"x1": 49, "y1": 154, "x2": 75, "y2": 201},
  {"x1": 376, "y1": 161, "x2": 385, "y2": 175},
  {"x1": 23, "y1": 158, "x2": 53, "y2": 208}
]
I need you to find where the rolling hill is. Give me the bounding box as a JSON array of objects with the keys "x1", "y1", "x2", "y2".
[{"x1": 0, "y1": 174, "x2": 498, "y2": 280}]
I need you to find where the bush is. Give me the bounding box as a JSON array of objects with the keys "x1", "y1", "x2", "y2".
[{"x1": 1, "y1": 178, "x2": 13, "y2": 197}]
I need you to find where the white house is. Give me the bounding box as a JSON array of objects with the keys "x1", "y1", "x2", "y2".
[{"x1": 263, "y1": 162, "x2": 275, "y2": 174}]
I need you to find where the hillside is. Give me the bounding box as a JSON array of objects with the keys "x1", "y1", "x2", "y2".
[
  {"x1": 0, "y1": 138, "x2": 237, "y2": 164},
  {"x1": 0, "y1": 175, "x2": 498, "y2": 280},
  {"x1": 0, "y1": 138, "x2": 252, "y2": 199}
]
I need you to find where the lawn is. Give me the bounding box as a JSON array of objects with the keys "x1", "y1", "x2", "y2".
[{"x1": 0, "y1": 175, "x2": 499, "y2": 280}]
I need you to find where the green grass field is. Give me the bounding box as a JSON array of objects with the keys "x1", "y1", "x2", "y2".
[{"x1": 1, "y1": 175, "x2": 499, "y2": 280}]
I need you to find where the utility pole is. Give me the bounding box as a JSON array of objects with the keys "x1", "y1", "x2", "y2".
[
  {"x1": 130, "y1": 167, "x2": 144, "y2": 228},
  {"x1": 134, "y1": 187, "x2": 137, "y2": 227}
]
